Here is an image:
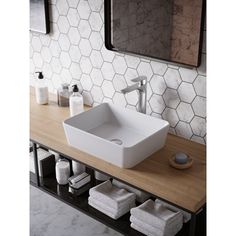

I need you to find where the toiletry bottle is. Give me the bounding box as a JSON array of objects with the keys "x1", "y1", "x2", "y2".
[
  {"x1": 35, "y1": 71, "x2": 48, "y2": 105},
  {"x1": 69, "y1": 85, "x2": 84, "y2": 116},
  {"x1": 57, "y1": 83, "x2": 70, "y2": 107}
]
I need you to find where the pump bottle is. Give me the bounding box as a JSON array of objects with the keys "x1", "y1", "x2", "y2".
[{"x1": 35, "y1": 71, "x2": 48, "y2": 105}]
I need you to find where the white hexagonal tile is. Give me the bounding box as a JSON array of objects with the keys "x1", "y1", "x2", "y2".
[
  {"x1": 77, "y1": 0, "x2": 91, "y2": 20},
  {"x1": 113, "y1": 74, "x2": 127, "y2": 91},
  {"x1": 164, "y1": 68, "x2": 181, "y2": 89},
  {"x1": 40, "y1": 34, "x2": 51, "y2": 47},
  {"x1": 101, "y1": 45, "x2": 115, "y2": 62},
  {"x1": 42, "y1": 63, "x2": 53, "y2": 79},
  {"x1": 49, "y1": 4, "x2": 59, "y2": 23},
  {"x1": 60, "y1": 68, "x2": 73, "y2": 84},
  {"x1": 150, "y1": 75, "x2": 166, "y2": 95},
  {"x1": 89, "y1": 12, "x2": 102, "y2": 31},
  {"x1": 67, "y1": 8, "x2": 80, "y2": 27},
  {"x1": 79, "y1": 38, "x2": 92, "y2": 56},
  {"x1": 51, "y1": 73, "x2": 63, "y2": 89},
  {"x1": 124, "y1": 68, "x2": 138, "y2": 85},
  {"x1": 30, "y1": 59, "x2": 35, "y2": 75},
  {"x1": 197, "y1": 54, "x2": 206, "y2": 76},
  {"x1": 33, "y1": 52, "x2": 43, "y2": 68},
  {"x1": 146, "y1": 101, "x2": 152, "y2": 115},
  {"x1": 163, "y1": 88, "x2": 180, "y2": 109},
  {"x1": 31, "y1": 36, "x2": 42, "y2": 52},
  {"x1": 99, "y1": 3, "x2": 104, "y2": 20},
  {"x1": 190, "y1": 116, "x2": 206, "y2": 137},
  {"x1": 101, "y1": 80, "x2": 115, "y2": 98},
  {"x1": 178, "y1": 82, "x2": 196, "y2": 103},
  {"x1": 150, "y1": 61, "x2": 167, "y2": 76},
  {"x1": 90, "y1": 68, "x2": 104, "y2": 86},
  {"x1": 125, "y1": 90, "x2": 138, "y2": 106},
  {"x1": 149, "y1": 94, "x2": 165, "y2": 114},
  {"x1": 68, "y1": 0, "x2": 79, "y2": 8},
  {"x1": 112, "y1": 55, "x2": 127, "y2": 75},
  {"x1": 59, "y1": 51, "x2": 71, "y2": 68},
  {"x1": 51, "y1": 57, "x2": 62, "y2": 73},
  {"x1": 88, "y1": 0, "x2": 103, "y2": 11},
  {"x1": 82, "y1": 91, "x2": 93, "y2": 106},
  {"x1": 80, "y1": 74, "x2": 93, "y2": 91},
  {"x1": 69, "y1": 45, "x2": 81, "y2": 63},
  {"x1": 89, "y1": 32, "x2": 103, "y2": 50},
  {"x1": 162, "y1": 108, "x2": 179, "y2": 127},
  {"x1": 57, "y1": 16, "x2": 70, "y2": 34},
  {"x1": 49, "y1": 23, "x2": 60, "y2": 40},
  {"x1": 49, "y1": 40, "x2": 61, "y2": 57},
  {"x1": 137, "y1": 62, "x2": 153, "y2": 80},
  {"x1": 41, "y1": 46, "x2": 52, "y2": 63},
  {"x1": 91, "y1": 86, "x2": 103, "y2": 103},
  {"x1": 177, "y1": 102, "x2": 194, "y2": 122},
  {"x1": 124, "y1": 55, "x2": 140, "y2": 69},
  {"x1": 192, "y1": 96, "x2": 206, "y2": 118},
  {"x1": 113, "y1": 92, "x2": 127, "y2": 107},
  {"x1": 193, "y1": 75, "x2": 206, "y2": 97},
  {"x1": 68, "y1": 27, "x2": 80, "y2": 45},
  {"x1": 168, "y1": 127, "x2": 176, "y2": 135},
  {"x1": 90, "y1": 50, "x2": 103, "y2": 68},
  {"x1": 70, "y1": 62, "x2": 82, "y2": 79},
  {"x1": 101, "y1": 62, "x2": 115, "y2": 81},
  {"x1": 146, "y1": 82, "x2": 153, "y2": 100},
  {"x1": 175, "y1": 122, "x2": 193, "y2": 139},
  {"x1": 78, "y1": 20, "x2": 91, "y2": 38},
  {"x1": 191, "y1": 135, "x2": 205, "y2": 145},
  {"x1": 58, "y1": 34, "x2": 70, "y2": 51},
  {"x1": 56, "y1": 0, "x2": 69, "y2": 15},
  {"x1": 179, "y1": 68, "x2": 198, "y2": 83},
  {"x1": 80, "y1": 56, "x2": 92, "y2": 74}
]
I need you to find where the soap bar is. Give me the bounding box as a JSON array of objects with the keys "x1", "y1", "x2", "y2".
[{"x1": 175, "y1": 152, "x2": 188, "y2": 164}]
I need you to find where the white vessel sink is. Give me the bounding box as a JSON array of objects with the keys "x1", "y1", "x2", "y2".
[{"x1": 63, "y1": 103, "x2": 169, "y2": 168}]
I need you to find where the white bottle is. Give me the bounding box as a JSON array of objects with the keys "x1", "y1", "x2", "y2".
[
  {"x1": 72, "y1": 160, "x2": 86, "y2": 175},
  {"x1": 69, "y1": 84, "x2": 84, "y2": 116},
  {"x1": 55, "y1": 158, "x2": 70, "y2": 185},
  {"x1": 35, "y1": 71, "x2": 48, "y2": 105}
]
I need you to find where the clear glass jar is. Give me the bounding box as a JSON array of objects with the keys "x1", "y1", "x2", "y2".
[
  {"x1": 57, "y1": 83, "x2": 71, "y2": 107},
  {"x1": 55, "y1": 158, "x2": 70, "y2": 185}
]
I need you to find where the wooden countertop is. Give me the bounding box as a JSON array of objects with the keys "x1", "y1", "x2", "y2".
[{"x1": 30, "y1": 87, "x2": 206, "y2": 213}]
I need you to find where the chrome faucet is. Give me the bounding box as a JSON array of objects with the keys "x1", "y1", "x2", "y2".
[{"x1": 121, "y1": 76, "x2": 147, "y2": 114}]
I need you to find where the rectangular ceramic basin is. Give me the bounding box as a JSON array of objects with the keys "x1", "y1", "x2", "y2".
[{"x1": 63, "y1": 103, "x2": 169, "y2": 168}]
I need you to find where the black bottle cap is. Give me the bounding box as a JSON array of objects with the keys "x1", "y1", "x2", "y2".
[
  {"x1": 35, "y1": 71, "x2": 44, "y2": 79},
  {"x1": 72, "y1": 84, "x2": 79, "y2": 92}
]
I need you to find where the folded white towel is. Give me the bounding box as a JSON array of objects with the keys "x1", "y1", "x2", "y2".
[
  {"x1": 89, "y1": 194, "x2": 135, "y2": 211},
  {"x1": 130, "y1": 199, "x2": 183, "y2": 230},
  {"x1": 130, "y1": 215, "x2": 183, "y2": 236},
  {"x1": 155, "y1": 199, "x2": 191, "y2": 223},
  {"x1": 131, "y1": 222, "x2": 155, "y2": 236},
  {"x1": 112, "y1": 179, "x2": 151, "y2": 203},
  {"x1": 88, "y1": 197, "x2": 135, "y2": 220},
  {"x1": 89, "y1": 180, "x2": 136, "y2": 210}
]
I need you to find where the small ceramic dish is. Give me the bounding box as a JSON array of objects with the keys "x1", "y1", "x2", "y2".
[{"x1": 169, "y1": 154, "x2": 193, "y2": 170}]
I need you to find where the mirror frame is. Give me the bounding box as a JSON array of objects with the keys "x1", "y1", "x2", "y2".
[{"x1": 104, "y1": 0, "x2": 206, "y2": 67}]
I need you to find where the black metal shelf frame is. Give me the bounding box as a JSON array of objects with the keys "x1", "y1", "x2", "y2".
[{"x1": 30, "y1": 140, "x2": 206, "y2": 236}]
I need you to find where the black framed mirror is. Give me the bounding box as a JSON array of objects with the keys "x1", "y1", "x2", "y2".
[
  {"x1": 105, "y1": 0, "x2": 205, "y2": 67},
  {"x1": 30, "y1": 0, "x2": 50, "y2": 34}
]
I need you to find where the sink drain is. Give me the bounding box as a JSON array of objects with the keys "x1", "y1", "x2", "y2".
[{"x1": 110, "y1": 138, "x2": 123, "y2": 145}]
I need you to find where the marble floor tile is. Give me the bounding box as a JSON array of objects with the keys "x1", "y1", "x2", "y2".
[{"x1": 30, "y1": 186, "x2": 122, "y2": 236}]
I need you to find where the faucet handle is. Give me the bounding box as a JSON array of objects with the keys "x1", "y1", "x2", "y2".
[{"x1": 131, "y1": 76, "x2": 147, "y2": 83}]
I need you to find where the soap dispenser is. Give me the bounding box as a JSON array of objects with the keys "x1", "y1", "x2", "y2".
[
  {"x1": 69, "y1": 84, "x2": 84, "y2": 116},
  {"x1": 35, "y1": 71, "x2": 48, "y2": 105}
]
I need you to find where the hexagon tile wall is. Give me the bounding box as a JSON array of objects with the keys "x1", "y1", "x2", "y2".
[{"x1": 30, "y1": 0, "x2": 206, "y2": 145}]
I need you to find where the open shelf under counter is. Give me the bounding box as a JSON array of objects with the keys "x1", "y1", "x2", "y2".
[{"x1": 30, "y1": 173, "x2": 195, "y2": 236}]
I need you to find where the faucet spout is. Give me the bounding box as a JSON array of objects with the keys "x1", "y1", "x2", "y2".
[{"x1": 121, "y1": 76, "x2": 147, "y2": 114}]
